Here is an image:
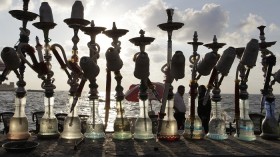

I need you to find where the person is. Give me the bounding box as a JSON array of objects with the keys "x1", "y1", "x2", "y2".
[
  {"x1": 173, "y1": 85, "x2": 186, "y2": 130},
  {"x1": 197, "y1": 85, "x2": 212, "y2": 134}
]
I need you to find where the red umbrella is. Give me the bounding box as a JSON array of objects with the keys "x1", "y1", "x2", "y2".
[{"x1": 124, "y1": 82, "x2": 164, "y2": 102}]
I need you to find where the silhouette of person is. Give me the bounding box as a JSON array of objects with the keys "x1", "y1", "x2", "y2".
[
  {"x1": 174, "y1": 85, "x2": 186, "y2": 130},
  {"x1": 197, "y1": 85, "x2": 212, "y2": 134}
]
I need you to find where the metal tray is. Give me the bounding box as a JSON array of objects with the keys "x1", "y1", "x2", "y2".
[{"x1": 2, "y1": 141, "x2": 39, "y2": 153}]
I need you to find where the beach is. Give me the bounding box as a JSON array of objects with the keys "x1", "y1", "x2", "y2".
[{"x1": 0, "y1": 133, "x2": 280, "y2": 157}]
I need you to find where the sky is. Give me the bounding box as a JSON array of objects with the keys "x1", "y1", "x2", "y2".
[{"x1": 0, "y1": 0, "x2": 280, "y2": 95}]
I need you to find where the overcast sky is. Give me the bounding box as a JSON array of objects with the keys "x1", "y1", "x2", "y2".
[{"x1": 0, "y1": 0, "x2": 280, "y2": 95}]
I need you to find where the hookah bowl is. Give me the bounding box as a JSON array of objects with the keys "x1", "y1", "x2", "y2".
[
  {"x1": 183, "y1": 97, "x2": 204, "y2": 139},
  {"x1": 7, "y1": 96, "x2": 30, "y2": 140},
  {"x1": 158, "y1": 98, "x2": 180, "y2": 141},
  {"x1": 234, "y1": 99, "x2": 256, "y2": 141},
  {"x1": 206, "y1": 89, "x2": 228, "y2": 140},
  {"x1": 260, "y1": 97, "x2": 279, "y2": 140}
]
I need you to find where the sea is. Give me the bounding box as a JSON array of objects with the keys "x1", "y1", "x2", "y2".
[{"x1": 0, "y1": 91, "x2": 280, "y2": 132}]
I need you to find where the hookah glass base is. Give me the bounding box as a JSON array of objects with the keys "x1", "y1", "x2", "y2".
[
  {"x1": 134, "y1": 118, "x2": 154, "y2": 140},
  {"x1": 84, "y1": 124, "x2": 105, "y2": 139},
  {"x1": 183, "y1": 116, "x2": 204, "y2": 140},
  {"x1": 260, "y1": 117, "x2": 279, "y2": 140},
  {"x1": 61, "y1": 117, "x2": 83, "y2": 140},
  {"x1": 234, "y1": 120, "x2": 256, "y2": 141},
  {"x1": 7, "y1": 117, "x2": 30, "y2": 140},
  {"x1": 158, "y1": 120, "x2": 180, "y2": 141},
  {"x1": 112, "y1": 117, "x2": 132, "y2": 140},
  {"x1": 206, "y1": 118, "x2": 228, "y2": 140},
  {"x1": 38, "y1": 118, "x2": 60, "y2": 139}
]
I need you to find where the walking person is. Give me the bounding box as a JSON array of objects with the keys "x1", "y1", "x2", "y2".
[
  {"x1": 174, "y1": 85, "x2": 186, "y2": 130},
  {"x1": 197, "y1": 85, "x2": 212, "y2": 134}
]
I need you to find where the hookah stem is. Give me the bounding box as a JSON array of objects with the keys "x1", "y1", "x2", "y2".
[
  {"x1": 120, "y1": 101, "x2": 124, "y2": 128},
  {"x1": 234, "y1": 79, "x2": 240, "y2": 136},
  {"x1": 92, "y1": 99, "x2": 95, "y2": 128},
  {"x1": 190, "y1": 82, "x2": 196, "y2": 138},
  {"x1": 48, "y1": 97, "x2": 51, "y2": 119},
  {"x1": 104, "y1": 69, "x2": 111, "y2": 131},
  {"x1": 143, "y1": 99, "x2": 147, "y2": 132},
  {"x1": 203, "y1": 68, "x2": 218, "y2": 105}
]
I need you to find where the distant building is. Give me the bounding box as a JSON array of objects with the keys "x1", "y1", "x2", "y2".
[
  {"x1": 0, "y1": 82, "x2": 15, "y2": 91},
  {"x1": 0, "y1": 60, "x2": 15, "y2": 91}
]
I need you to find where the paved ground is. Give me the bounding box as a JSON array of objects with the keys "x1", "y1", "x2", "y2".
[{"x1": 0, "y1": 134, "x2": 280, "y2": 157}]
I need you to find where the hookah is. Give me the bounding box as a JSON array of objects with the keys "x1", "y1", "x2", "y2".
[
  {"x1": 183, "y1": 31, "x2": 204, "y2": 140},
  {"x1": 129, "y1": 29, "x2": 155, "y2": 140},
  {"x1": 201, "y1": 36, "x2": 230, "y2": 140},
  {"x1": 257, "y1": 26, "x2": 279, "y2": 140},
  {"x1": 1, "y1": 0, "x2": 38, "y2": 140},
  {"x1": 50, "y1": 0, "x2": 90, "y2": 141},
  {"x1": 80, "y1": 20, "x2": 106, "y2": 139},
  {"x1": 17, "y1": 2, "x2": 60, "y2": 139},
  {"x1": 157, "y1": 8, "x2": 184, "y2": 141},
  {"x1": 234, "y1": 39, "x2": 259, "y2": 141},
  {"x1": 104, "y1": 22, "x2": 132, "y2": 140}
]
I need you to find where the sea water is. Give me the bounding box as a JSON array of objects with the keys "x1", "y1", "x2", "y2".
[{"x1": 0, "y1": 91, "x2": 280, "y2": 132}]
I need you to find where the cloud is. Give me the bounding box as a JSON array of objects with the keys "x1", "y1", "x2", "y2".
[
  {"x1": 0, "y1": 0, "x2": 12, "y2": 11},
  {"x1": 238, "y1": 13, "x2": 266, "y2": 35},
  {"x1": 179, "y1": 3, "x2": 229, "y2": 41}
]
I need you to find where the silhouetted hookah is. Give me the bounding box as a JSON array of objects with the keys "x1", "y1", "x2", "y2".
[
  {"x1": 17, "y1": 2, "x2": 60, "y2": 139},
  {"x1": 1, "y1": 0, "x2": 38, "y2": 140},
  {"x1": 50, "y1": 0, "x2": 90, "y2": 141},
  {"x1": 104, "y1": 22, "x2": 132, "y2": 140},
  {"x1": 183, "y1": 31, "x2": 204, "y2": 140},
  {"x1": 200, "y1": 36, "x2": 229, "y2": 140},
  {"x1": 80, "y1": 20, "x2": 106, "y2": 139},
  {"x1": 157, "y1": 8, "x2": 184, "y2": 141},
  {"x1": 129, "y1": 29, "x2": 155, "y2": 140},
  {"x1": 258, "y1": 25, "x2": 277, "y2": 114},
  {"x1": 257, "y1": 26, "x2": 279, "y2": 140},
  {"x1": 233, "y1": 39, "x2": 259, "y2": 141}
]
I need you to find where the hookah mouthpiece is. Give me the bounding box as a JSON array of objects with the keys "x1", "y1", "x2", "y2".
[
  {"x1": 240, "y1": 39, "x2": 259, "y2": 68},
  {"x1": 197, "y1": 52, "x2": 219, "y2": 76},
  {"x1": 71, "y1": 0, "x2": 84, "y2": 19},
  {"x1": 1, "y1": 47, "x2": 21, "y2": 70},
  {"x1": 171, "y1": 51, "x2": 185, "y2": 80},
  {"x1": 80, "y1": 56, "x2": 100, "y2": 80},
  {"x1": 106, "y1": 47, "x2": 123, "y2": 71},
  {"x1": 134, "y1": 52, "x2": 150, "y2": 80},
  {"x1": 216, "y1": 47, "x2": 236, "y2": 76}
]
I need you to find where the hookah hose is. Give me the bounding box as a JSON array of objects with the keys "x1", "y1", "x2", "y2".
[
  {"x1": 70, "y1": 77, "x2": 86, "y2": 113},
  {"x1": 203, "y1": 68, "x2": 218, "y2": 106},
  {"x1": 50, "y1": 45, "x2": 72, "y2": 80},
  {"x1": 147, "y1": 78, "x2": 161, "y2": 102},
  {"x1": 104, "y1": 69, "x2": 111, "y2": 131}
]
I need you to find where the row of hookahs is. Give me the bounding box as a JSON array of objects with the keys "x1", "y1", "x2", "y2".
[{"x1": 0, "y1": 0, "x2": 280, "y2": 144}]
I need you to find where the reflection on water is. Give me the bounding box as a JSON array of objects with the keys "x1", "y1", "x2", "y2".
[{"x1": 0, "y1": 91, "x2": 280, "y2": 132}]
